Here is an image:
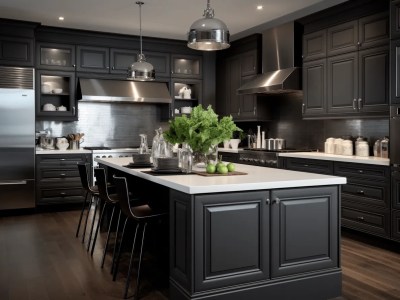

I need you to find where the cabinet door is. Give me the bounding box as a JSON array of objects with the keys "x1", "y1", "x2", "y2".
[
  {"x1": 171, "y1": 54, "x2": 202, "y2": 78},
  {"x1": 194, "y1": 191, "x2": 270, "y2": 291},
  {"x1": 110, "y1": 48, "x2": 136, "y2": 74},
  {"x1": 302, "y1": 58, "x2": 327, "y2": 116},
  {"x1": 392, "y1": 169, "x2": 400, "y2": 210},
  {"x1": 303, "y1": 29, "x2": 327, "y2": 62},
  {"x1": 392, "y1": 210, "x2": 400, "y2": 241},
  {"x1": 327, "y1": 20, "x2": 358, "y2": 56},
  {"x1": 391, "y1": 39, "x2": 400, "y2": 104},
  {"x1": 241, "y1": 50, "x2": 257, "y2": 76},
  {"x1": 358, "y1": 12, "x2": 389, "y2": 50},
  {"x1": 239, "y1": 74, "x2": 257, "y2": 119},
  {"x1": 0, "y1": 36, "x2": 33, "y2": 66},
  {"x1": 226, "y1": 56, "x2": 241, "y2": 119},
  {"x1": 76, "y1": 46, "x2": 110, "y2": 73},
  {"x1": 327, "y1": 52, "x2": 358, "y2": 114},
  {"x1": 270, "y1": 186, "x2": 339, "y2": 278},
  {"x1": 391, "y1": 0, "x2": 400, "y2": 39},
  {"x1": 358, "y1": 45, "x2": 389, "y2": 114},
  {"x1": 147, "y1": 51, "x2": 170, "y2": 78},
  {"x1": 36, "y1": 43, "x2": 76, "y2": 71}
]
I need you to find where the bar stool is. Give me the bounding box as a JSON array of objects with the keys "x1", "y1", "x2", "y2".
[
  {"x1": 76, "y1": 162, "x2": 101, "y2": 249},
  {"x1": 113, "y1": 175, "x2": 167, "y2": 299}
]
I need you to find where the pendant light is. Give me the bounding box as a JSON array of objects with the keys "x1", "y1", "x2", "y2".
[
  {"x1": 127, "y1": 1, "x2": 155, "y2": 81},
  {"x1": 187, "y1": 0, "x2": 230, "y2": 51}
]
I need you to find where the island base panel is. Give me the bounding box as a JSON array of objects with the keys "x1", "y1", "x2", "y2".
[{"x1": 170, "y1": 271, "x2": 342, "y2": 300}]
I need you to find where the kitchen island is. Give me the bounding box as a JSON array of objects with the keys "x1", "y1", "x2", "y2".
[{"x1": 96, "y1": 157, "x2": 346, "y2": 300}]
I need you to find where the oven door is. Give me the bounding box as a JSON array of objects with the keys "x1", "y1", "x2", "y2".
[{"x1": 390, "y1": 106, "x2": 400, "y2": 165}]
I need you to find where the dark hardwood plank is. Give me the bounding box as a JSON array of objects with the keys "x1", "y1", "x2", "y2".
[{"x1": 1, "y1": 210, "x2": 400, "y2": 300}]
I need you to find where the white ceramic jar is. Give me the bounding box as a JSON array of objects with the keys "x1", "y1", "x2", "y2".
[
  {"x1": 334, "y1": 138, "x2": 343, "y2": 155},
  {"x1": 324, "y1": 137, "x2": 335, "y2": 154},
  {"x1": 342, "y1": 140, "x2": 353, "y2": 156},
  {"x1": 356, "y1": 141, "x2": 369, "y2": 157}
]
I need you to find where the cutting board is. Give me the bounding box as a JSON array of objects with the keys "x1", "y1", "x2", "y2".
[{"x1": 194, "y1": 171, "x2": 248, "y2": 177}]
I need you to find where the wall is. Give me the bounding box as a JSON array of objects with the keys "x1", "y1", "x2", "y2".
[
  {"x1": 236, "y1": 94, "x2": 389, "y2": 151},
  {"x1": 36, "y1": 102, "x2": 169, "y2": 148}
]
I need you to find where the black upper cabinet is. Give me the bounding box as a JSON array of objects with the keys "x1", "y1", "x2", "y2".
[
  {"x1": 109, "y1": 48, "x2": 136, "y2": 74},
  {"x1": 36, "y1": 42, "x2": 76, "y2": 71},
  {"x1": 391, "y1": 39, "x2": 400, "y2": 104},
  {"x1": 146, "y1": 51, "x2": 170, "y2": 78},
  {"x1": 359, "y1": 12, "x2": 390, "y2": 49},
  {"x1": 171, "y1": 54, "x2": 202, "y2": 79},
  {"x1": 0, "y1": 36, "x2": 34, "y2": 67},
  {"x1": 302, "y1": 58, "x2": 327, "y2": 116},
  {"x1": 391, "y1": 0, "x2": 400, "y2": 39},
  {"x1": 327, "y1": 20, "x2": 359, "y2": 56},
  {"x1": 76, "y1": 46, "x2": 110, "y2": 73},
  {"x1": 240, "y1": 50, "x2": 257, "y2": 76},
  {"x1": 303, "y1": 30, "x2": 327, "y2": 62}
]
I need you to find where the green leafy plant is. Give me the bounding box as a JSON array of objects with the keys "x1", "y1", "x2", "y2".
[{"x1": 164, "y1": 105, "x2": 242, "y2": 154}]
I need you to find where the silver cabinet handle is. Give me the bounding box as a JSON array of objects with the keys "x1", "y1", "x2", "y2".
[
  {"x1": 357, "y1": 190, "x2": 365, "y2": 195},
  {"x1": 273, "y1": 198, "x2": 280, "y2": 204},
  {"x1": 0, "y1": 180, "x2": 27, "y2": 185},
  {"x1": 353, "y1": 99, "x2": 357, "y2": 110},
  {"x1": 266, "y1": 198, "x2": 270, "y2": 205},
  {"x1": 358, "y1": 98, "x2": 362, "y2": 110},
  {"x1": 302, "y1": 103, "x2": 305, "y2": 114},
  {"x1": 238, "y1": 108, "x2": 241, "y2": 116},
  {"x1": 112, "y1": 66, "x2": 115, "y2": 70},
  {"x1": 72, "y1": 106, "x2": 76, "y2": 115},
  {"x1": 253, "y1": 106, "x2": 256, "y2": 116},
  {"x1": 72, "y1": 64, "x2": 76, "y2": 68},
  {"x1": 60, "y1": 173, "x2": 66, "y2": 177},
  {"x1": 357, "y1": 216, "x2": 365, "y2": 221},
  {"x1": 60, "y1": 192, "x2": 67, "y2": 196}
]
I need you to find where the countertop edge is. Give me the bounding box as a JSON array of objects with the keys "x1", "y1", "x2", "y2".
[{"x1": 36, "y1": 149, "x2": 92, "y2": 154}]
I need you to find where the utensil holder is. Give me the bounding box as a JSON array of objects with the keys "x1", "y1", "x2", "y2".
[{"x1": 69, "y1": 140, "x2": 80, "y2": 150}]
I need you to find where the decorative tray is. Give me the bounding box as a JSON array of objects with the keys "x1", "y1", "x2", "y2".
[{"x1": 123, "y1": 162, "x2": 153, "y2": 168}]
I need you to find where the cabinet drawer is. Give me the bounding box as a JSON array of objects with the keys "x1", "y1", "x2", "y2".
[
  {"x1": 285, "y1": 158, "x2": 333, "y2": 175},
  {"x1": 334, "y1": 162, "x2": 389, "y2": 181},
  {"x1": 342, "y1": 207, "x2": 390, "y2": 237},
  {"x1": 342, "y1": 181, "x2": 389, "y2": 208},
  {"x1": 39, "y1": 168, "x2": 80, "y2": 179},
  {"x1": 37, "y1": 187, "x2": 85, "y2": 205},
  {"x1": 37, "y1": 155, "x2": 89, "y2": 168},
  {"x1": 39, "y1": 178, "x2": 81, "y2": 189}
]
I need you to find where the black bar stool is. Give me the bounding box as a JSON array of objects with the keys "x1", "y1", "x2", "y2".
[
  {"x1": 76, "y1": 162, "x2": 101, "y2": 249},
  {"x1": 113, "y1": 175, "x2": 167, "y2": 299}
]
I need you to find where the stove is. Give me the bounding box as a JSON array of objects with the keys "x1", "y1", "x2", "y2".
[
  {"x1": 238, "y1": 148, "x2": 317, "y2": 168},
  {"x1": 84, "y1": 147, "x2": 140, "y2": 183}
]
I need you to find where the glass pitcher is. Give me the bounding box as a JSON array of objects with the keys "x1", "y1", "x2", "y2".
[
  {"x1": 179, "y1": 143, "x2": 193, "y2": 173},
  {"x1": 152, "y1": 132, "x2": 173, "y2": 168},
  {"x1": 150, "y1": 128, "x2": 162, "y2": 164}
]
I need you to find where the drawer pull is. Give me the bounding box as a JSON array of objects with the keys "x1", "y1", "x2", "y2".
[
  {"x1": 266, "y1": 198, "x2": 270, "y2": 205},
  {"x1": 358, "y1": 170, "x2": 364, "y2": 174},
  {"x1": 60, "y1": 192, "x2": 67, "y2": 196},
  {"x1": 357, "y1": 190, "x2": 365, "y2": 195},
  {"x1": 273, "y1": 198, "x2": 280, "y2": 205},
  {"x1": 60, "y1": 159, "x2": 66, "y2": 161},
  {"x1": 357, "y1": 216, "x2": 365, "y2": 221},
  {"x1": 303, "y1": 164, "x2": 309, "y2": 167},
  {"x1": 60, "y1": 173, "x2": 66, "y2": 177}
]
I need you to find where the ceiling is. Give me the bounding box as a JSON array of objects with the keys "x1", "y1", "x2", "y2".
[{"x1": 0, "y1": 0, "x2": 348, "y2": 41}]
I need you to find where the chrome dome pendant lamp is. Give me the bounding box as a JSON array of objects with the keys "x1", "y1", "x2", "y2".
[
  {"x1": 187, "y1": 0, "x2": 230, "y2": 51},
  {"x1": 127, "y1": 1, "x2": 155, "y2": 81}
]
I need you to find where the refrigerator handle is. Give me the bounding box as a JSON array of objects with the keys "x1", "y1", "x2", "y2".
[{"x1": 0, "y1": 180, "x2": 27, "y2": 185}]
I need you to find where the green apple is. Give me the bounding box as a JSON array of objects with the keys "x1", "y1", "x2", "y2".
[
  {"x1": 216, "y1": 161, "x2": 225, "y2": 169},
  {"x1": 227, "y1": 162, "x2": 235, "y2": 172},
  {"x1": 217, "y1": 165, "x2": 228, "y2": 174},
  {"x1": 206, "y1": 163, "x2": 216, "y2": 174}
]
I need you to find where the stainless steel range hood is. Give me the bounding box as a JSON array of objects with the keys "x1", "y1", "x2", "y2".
[
  {"x1": 237, "y1": 22, "x2": 303, "y2": 95},
  {"x1": 77, "y1": 78, "x2": 172, "y2": 104}
]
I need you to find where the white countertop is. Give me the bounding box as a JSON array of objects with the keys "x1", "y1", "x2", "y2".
[
  {"x1": 217, "y1": 147, "x2": 244, "y2": 153},
  {"x1": 278, "y1": 152, "x2": 390, "y2": 166},
  {"x1": 36, "y1": 149, "x2": 92, "y2": 154},
  {"x1": 95, "y1": 157, "x2": 346, "y2": 195}
]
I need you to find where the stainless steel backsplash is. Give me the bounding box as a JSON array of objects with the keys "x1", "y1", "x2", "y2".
[{"x1": 36, "y1": 102, "x2": 170, "y2": 147}]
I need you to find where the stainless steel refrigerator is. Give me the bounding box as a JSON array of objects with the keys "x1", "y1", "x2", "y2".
[{"x1": 0, "y1": 66, "x2": 35, "y2": 210}]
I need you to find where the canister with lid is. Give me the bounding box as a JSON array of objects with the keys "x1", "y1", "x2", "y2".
[
  {"x1": 342, "y1": 139, "x2": 353, "y2": 156},
  {"x1": 380, "y1": 137, "x2": 389, "y2": 158},
  {"x1": 356, "y1": 141, "x2": 369, "y2": 157}
]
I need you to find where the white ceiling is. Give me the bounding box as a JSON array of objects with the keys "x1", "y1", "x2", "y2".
[{"x1": 0, "y1": 0, "x2": 347, "y2": 41}]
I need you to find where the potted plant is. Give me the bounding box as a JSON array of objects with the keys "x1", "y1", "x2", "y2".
[{"x1": 164, "y1": 105, "x2": 242, "y2": 163}]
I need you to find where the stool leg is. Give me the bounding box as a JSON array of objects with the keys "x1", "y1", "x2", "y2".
[
  {"x1": 76, "y1": 190, "x2": 89, "y2": 237},
  {"x1": 101, "y1": 205, "x2": 116, "y2": 268},
  {"x1": 86, "y1": 196, "x2": 99, "y2": 251},
  {"x1": 81, "y1": 194, "x2": 94, "y2": 243},
  {"x1": 91, "y1": 201, "x2": 107, "y2": 256},
  {"x1": 124, "y1": 223, "x2": 140, "y2": 299},
  {"x1": 134, "y1": 222, "x2": 147, "y2": 300},
  {"x1": 113, "y1": 217, "x2": 129, "y2": 282},
  {"x1": 110, "y1": 209, "x2": 122, "y2": 274}
]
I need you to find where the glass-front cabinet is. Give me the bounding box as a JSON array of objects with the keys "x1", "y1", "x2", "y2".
[
  {"x1": 171, "y1": 54, "x2": 202, "y2": 79},
  {"x1": 36, "y1": 43, "x2": 76, "y2": 71},
  {"x1": 36, "y1": 70, "x2": 77, "y2": 120}
]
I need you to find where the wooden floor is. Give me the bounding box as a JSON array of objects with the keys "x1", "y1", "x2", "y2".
[{"x1": 0, "y1": 208, "x2": 399, "y2": 300}]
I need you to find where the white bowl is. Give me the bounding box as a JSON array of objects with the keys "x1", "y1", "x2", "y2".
[
  {"x1": 41, "y1": 83, "x2": 52, "y2": 93},
  {"x1": 52, "y1": 88, "x2": 63, "y2": 94},
  {"x1": 181, "y1": 106, "x2": 192, "y2": 114}
]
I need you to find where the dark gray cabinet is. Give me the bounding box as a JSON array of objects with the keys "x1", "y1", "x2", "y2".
[
  {"x1": 240, "y1": 50, "x2": 257, "y2": 76},
  {"x1": 392, "y1": 169, "x2": 400, "y2": 210},
  {"x1": 302, "y1": 58, "x2": 327, "y2": 116},
  {"x1": 109, "y1": 48, "x2": 136, "y2": 74},
  {"x1": 0, "y1": 36, "x2": 33, "y2": 67},
  {"x1": 270, "y1": 186, "x2": 339, "y2": 277},
  {"x1": 146, "y1": 51, "x2": 170, "y2": 78},
  {"x1": 76, "y1": 45, "x2": 110, "y2": 73},
  {"x1": 36, "y1": 154, "x2": 90, "y2": 205},
  {"x1": 391, "y1": 0, "x2": 400, "y2": 39},
  {"x1": 171, "y1": 54, "x2": 202, "y2": 79},
  {"x1": 391, "y1": 38, "x2": 400, "y2": 104},
  {"x1": 283, "y1": 157, "x2": 334, "y2": 174},
  {"x1": 392, "y1": 210, "x2": 400, "y2": 241},
  {"x1": 303, "y1": 11, "x2": 389, "y2": 118},
  {"x1": 36, "y1": 42, "x2": 76, "y2": 71}
]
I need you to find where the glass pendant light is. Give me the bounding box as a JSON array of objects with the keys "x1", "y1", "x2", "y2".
[
  {"x1": 127, "y1": 1, "x2": 155, "y2": 81},
  {"x1": 187, "y1": 0, "x2": 230, "y2": 51}
]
